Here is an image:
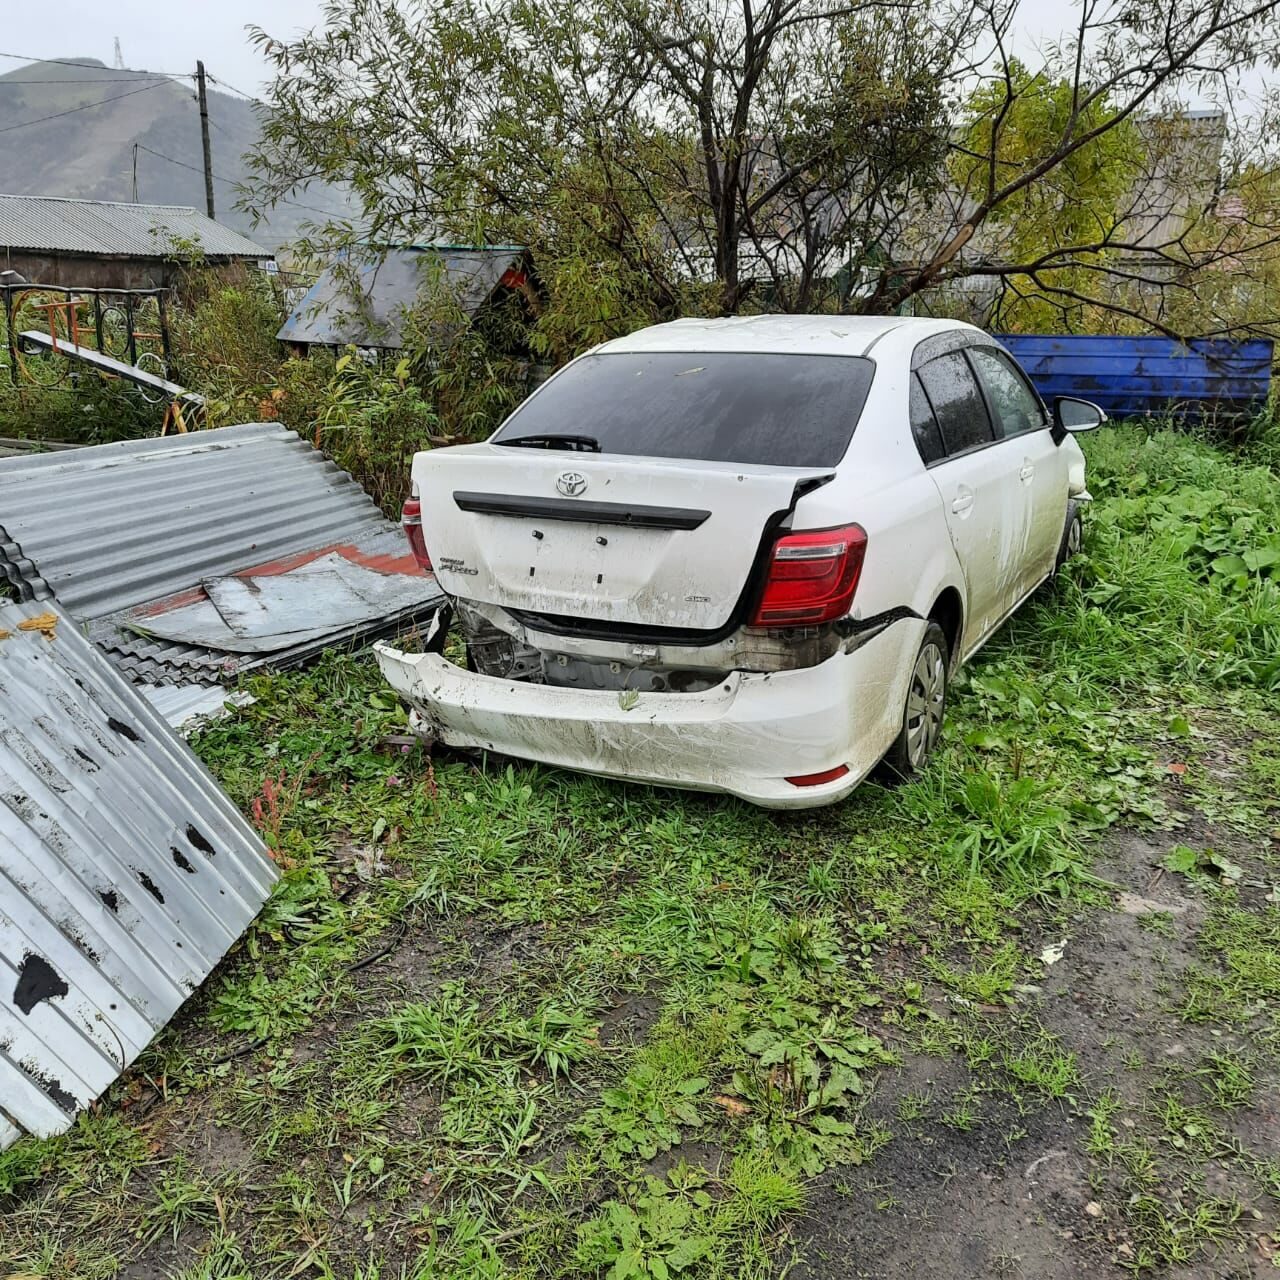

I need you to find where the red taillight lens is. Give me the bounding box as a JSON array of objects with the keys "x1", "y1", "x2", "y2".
[
  {"x1": 750, "y1": 523, "x2": 867, "y2": 627},
  {"x1": 785, "y1": 764, "x2": 851, "y2": 787},
  {"x1": 401, "y1": 496, "x2": 433, "y2": 573}
]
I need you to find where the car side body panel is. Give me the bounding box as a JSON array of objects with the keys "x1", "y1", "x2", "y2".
[{"x1": 788, "y1": 353, "x2": 969, "y2": 633}]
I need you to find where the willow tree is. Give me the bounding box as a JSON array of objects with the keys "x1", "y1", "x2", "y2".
[{"x1": 245, "y1": 0, "x2": 1280, "y2": 344}]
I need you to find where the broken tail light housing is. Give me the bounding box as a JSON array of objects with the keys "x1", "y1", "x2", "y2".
[
  {"x1": 401, "y1": 496, "x2": 433, "y2": 573},
  {"x1": 750, "y1": 523, "x2": 867, "y2": 627}
]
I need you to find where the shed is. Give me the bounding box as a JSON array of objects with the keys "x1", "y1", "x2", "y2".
[
  {"x1": 278, "y1": 244, "x2": 528, "y2": 352},
  {"x1": 0, "y1": 194, "x2": 273, "y2": 289}
]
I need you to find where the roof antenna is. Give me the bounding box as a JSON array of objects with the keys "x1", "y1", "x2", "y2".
[{"x1": 113, "y1": 36, "x2": 125, "y2": 70}]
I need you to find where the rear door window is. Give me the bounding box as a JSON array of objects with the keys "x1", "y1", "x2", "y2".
[
  {"x1": 909, "y1": 373, "x2": 946, "y2": 465},
  {"x1": 491, "y1": 351, "x2": 876, "y2": 468},
  {"x1": 916, "y1": 352, "x2": 994, "y2": 456},
  {"x1": 969, "y1": 348, "x2": 1046, "y2": 439}
]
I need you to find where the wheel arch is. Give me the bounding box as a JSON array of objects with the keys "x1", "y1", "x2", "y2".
[{"x1": 927, "y1": 586, "x2": 964, "y2": 669}]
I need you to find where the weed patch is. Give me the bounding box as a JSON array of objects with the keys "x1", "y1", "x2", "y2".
[{"x1": 4, "y1": 423, "x2": 1280, "y2": 1276}]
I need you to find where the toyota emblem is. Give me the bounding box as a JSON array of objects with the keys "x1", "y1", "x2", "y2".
[{"x1": 556, "y1": 471, "x2": 588, "y2": 497}]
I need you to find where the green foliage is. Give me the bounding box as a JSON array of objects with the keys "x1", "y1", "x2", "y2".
[
  {"x1": 169, "y1": 265, "x2": 297, "y2": 423},
  {"x1": 954, "y1": 60, "x2": 1143, "y2": 331},
  {"x1": 246, "y1": 0, "x2": 954, "y2": 324},
  {"x1": 577, "y1": 1174, "x2": 714, "y2": 1279},
  {"x1": 313, "y1": 350, "x2": 441, "y2": 511},
  {"x1": 576, "y1": 1158, "x2": 803, "y2": 1280},
  {"x1": 375, "y1": 979, "x2": 595, "y2": 1085},
  {"x1": 585, "y1": 1015, "x2": 722, "y2": 1164},
  {"x1": 0, "y1": 373, "x2": 166, "y2": 446}
]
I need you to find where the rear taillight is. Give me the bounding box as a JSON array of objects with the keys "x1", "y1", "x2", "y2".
[
  {"x1": 401, "y1": 496, "x2": 433, "y2": 573},
  {"x1": 750, "y1": 523, "x2": 867, "y2": 627}
]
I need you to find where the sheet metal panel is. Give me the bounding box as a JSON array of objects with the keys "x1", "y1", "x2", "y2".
[
  {"x1": 0, "y1": 194, "x2": 270, "y2": 259},
  {"x1": 278, "y1": 245, "x2": 523, "y2": 348},
  {"x1": 89, "y1": 602, "x2": 443, "y2": 685},
  {"x1": 138, "y1": 684, "x2": 254, "y2": 732},
  {"x1": 998, "y1": 334, "x2": 1273, "y2": 421},
  {"x1": 0, "y1": 601, "x2": 277, "y2": 1149},
  {"x1": 0, "y1": 424, "x2": 393, "y2": 618}
]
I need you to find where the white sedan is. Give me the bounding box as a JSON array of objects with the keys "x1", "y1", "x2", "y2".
[{"x1": 376, "y1": 315, "x2": 1102, "y2": 808}]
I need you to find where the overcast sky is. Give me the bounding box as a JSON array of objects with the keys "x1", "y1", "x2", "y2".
[
  {"x1": 1, "y1": 0, "x2": 323, "y2": 96},
  {"x1": 0, "y1": 0, "x2": 1249, "y2": 103}
]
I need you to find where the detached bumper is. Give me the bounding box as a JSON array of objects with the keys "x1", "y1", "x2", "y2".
[{"x1": 374, "y1": 624, "x2": 919, "y2": 809}]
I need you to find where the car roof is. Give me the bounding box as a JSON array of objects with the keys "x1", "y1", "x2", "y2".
[{"x1": 597, "y1": 314, "x2": 984, "y2": 359}]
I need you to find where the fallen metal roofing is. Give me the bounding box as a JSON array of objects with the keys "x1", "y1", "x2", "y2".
[
  {"x1": 0, "y1": 602, "x2": 278, "y2": 1149},
  {"x1": 277, "y1": 244, "x2": 525, "y2": 348},
  {"x1": 0, "y1": 423, "x2": 443, "y2": 683},
  {"x1": 138, "y1": 683, "x2": 255, "y2": 733},
  {"x1": 0, "y1": 194, "x2": 271, "y2": 260}
]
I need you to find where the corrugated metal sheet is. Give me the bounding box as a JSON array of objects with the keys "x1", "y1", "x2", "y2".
[
  {"x1": 0, "y1": 601, "x2": 278, "y2": 1149},
  {"x1": 277, "y1": 245, "x2": 523, "y2": 348},
  {"x1": 0, "y1": 424, "x2": 386, "y2": 616},
  {"x1": 999, "y1": 335, "x2": 1274, "y2": 421},
  {"x1": 138, "y1": 684, "x2": 255, "y2": 733},
  {"x1": 0, "y1": 423, "x2": 443, "y2": 684},
  {"x1": 0, "y1": 194, "x2": 271, "y2": 259}
]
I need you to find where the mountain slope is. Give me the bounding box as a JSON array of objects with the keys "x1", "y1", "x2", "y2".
[{"x1": 0, "y1": 58, "x2": 353, "y2": 249}]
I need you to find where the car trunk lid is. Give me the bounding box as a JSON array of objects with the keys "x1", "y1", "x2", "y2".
[{"x1": 413, "y1": 445, "x2": 830, "y2": 630}]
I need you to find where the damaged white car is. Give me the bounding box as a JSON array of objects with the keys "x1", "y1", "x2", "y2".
[{"x1": 376, "y1": 315, "x2": 1102, "y2": 808}]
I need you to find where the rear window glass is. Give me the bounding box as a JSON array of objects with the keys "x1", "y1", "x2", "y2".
[{"x1": 491, "y1": 352, "x2": 876, "y2": 467}]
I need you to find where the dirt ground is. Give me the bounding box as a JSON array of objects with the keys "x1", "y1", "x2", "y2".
[{"x1": 793, "y1": 821, "x2": 1280, "y2": 1280}]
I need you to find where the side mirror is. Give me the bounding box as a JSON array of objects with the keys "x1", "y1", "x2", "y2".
[{"x1": 1053, "y1": 396, "x2": 1107, "y2": 437}]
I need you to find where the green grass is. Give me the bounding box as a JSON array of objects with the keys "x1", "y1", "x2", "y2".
[{"x1": 3, "y1": 423, "x2": 1280, "y2": 1278}]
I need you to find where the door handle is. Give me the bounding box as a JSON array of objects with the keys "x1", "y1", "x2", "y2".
[
  {"x1": 951, "y1": 487, "x2": 974, "y2": 516},
  {"x1": 1019, "y1": 461, "x2": 1035, "y2": 483}
]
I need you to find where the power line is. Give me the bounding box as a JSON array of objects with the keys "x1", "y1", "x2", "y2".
[
  {"x1": 0, "y1": 76, "x2": 172, "y2": 85},
  {"x1": 0, "y1": 79, "x2": 170, "y2": 135},
  {"x1": 207, "y1": 74, "x2": 260, "y2": 103},
  {"x1": 135, "y1": 143, "x2": 342, "y2": 218},
  {"x1": 0, "y1": 50, "x2": 192, "y2": 78}
]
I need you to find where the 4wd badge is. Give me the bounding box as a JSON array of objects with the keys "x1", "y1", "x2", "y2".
[{"x1": 556, "y1": 471, "x2": 588, "y2": 497}]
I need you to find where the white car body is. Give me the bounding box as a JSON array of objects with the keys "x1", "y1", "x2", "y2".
[{"x1": 376, "y1": 315, "x2": 1091, "y2": 807}]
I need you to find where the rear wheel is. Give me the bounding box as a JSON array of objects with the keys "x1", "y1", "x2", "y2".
[
  {"x1": 883, "y1": 622, "x2": 948, "y2": 778},
  {"x1": 1056, "y1": 500, "x2": 1083, "y2": 571}
]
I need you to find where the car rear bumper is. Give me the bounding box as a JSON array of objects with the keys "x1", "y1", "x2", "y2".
[{"x1": 373, "y1": 622, "x2": 919, "y2": 808}]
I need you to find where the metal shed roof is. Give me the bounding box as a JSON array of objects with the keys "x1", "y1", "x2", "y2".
[
  {"x1": 0, "y1": 194, "x2": 271, "y2": 259},
  {"x1": 0, "y1": 601, "x2": 277, "y2": 1149},
  {"x1": 277, "y1": 244, "x2": 524, "y2": 347}
]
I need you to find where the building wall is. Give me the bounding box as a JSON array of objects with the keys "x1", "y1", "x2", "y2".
[{"x1": 0, "y1": 250, "x2": 262, "y2": 290}]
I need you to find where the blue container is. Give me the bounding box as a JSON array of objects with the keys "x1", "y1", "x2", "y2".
[{"x1": 996, "y1": 334, "x2": 1273, "y2": 422}]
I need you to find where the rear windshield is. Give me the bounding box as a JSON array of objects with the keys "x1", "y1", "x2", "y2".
[{"x1": 491, "y1": 351, "x2": 875, "y2": 467}]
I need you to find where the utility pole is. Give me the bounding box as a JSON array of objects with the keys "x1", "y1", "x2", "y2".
[
  {"x1": 195, "y1": 61, "x2": 215, "y2": 220},
  {"x1": 132, "y1": 142, "x2": 138, "y2": 201}
]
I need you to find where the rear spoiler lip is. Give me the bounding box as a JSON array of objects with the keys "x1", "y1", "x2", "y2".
[{"x1": 452, "y1": 491, "x2": 711, "y2": 530}]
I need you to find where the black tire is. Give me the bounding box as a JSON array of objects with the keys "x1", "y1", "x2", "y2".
[
  {"x1": 883, "y1": 621, "x2": 949, "y2": 779},
  {"x1": 1055, "y1": 500, "x2": 1083, "y2": 571}
]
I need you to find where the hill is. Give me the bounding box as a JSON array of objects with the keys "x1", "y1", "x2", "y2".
[{"x1": 0, "y1": 58, "x2": 355, "y2": 250}]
